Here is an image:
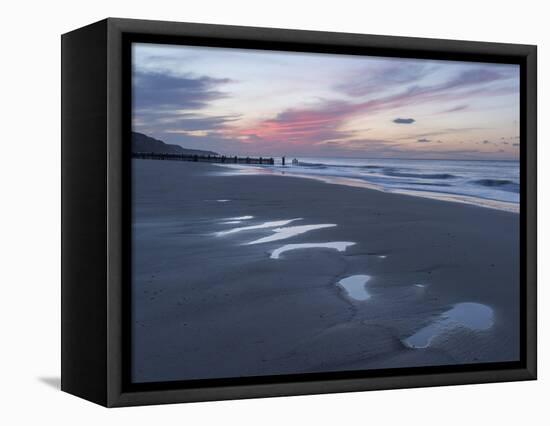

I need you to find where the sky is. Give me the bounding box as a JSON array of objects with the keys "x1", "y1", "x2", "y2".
[{"x1": 132, "y1": 43, "x2": 520, "y2": 160}]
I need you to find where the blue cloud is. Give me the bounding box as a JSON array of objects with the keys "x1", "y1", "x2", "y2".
[
  {"x1": 133, "y1": 71, "x2": 231, "y2": 111},
  {"x1": 442, "y1": 104, "x2": 468, "y2": 113},
  {"x1": 132, "y1": 71, "x2": 237, "y2": 146},
  {"x1": 393, "y1": 118, "x2": 415, "y2": 124},
  {"x1": 336, "y1": 61, "x2": 430, "y2": 97}
]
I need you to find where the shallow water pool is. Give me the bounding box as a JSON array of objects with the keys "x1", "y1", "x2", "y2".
[
  {"x1": 403, "y1": 302, "x2": 494, "y2": 349},
  {"x1": 337, "y1": 275, "x2": 372, "y2": 301}
]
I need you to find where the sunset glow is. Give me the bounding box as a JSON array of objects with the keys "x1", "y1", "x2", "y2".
[{"x1": 132, "y1": 43, "x2": 520, "y2": 160}]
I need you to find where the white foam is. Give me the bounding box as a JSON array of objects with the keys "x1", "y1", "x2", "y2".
[
  {"x1": 378, "y1": 255, "x2": 387, "y2": 259},
  {"x1": 216, "y1": 218, "x2": 302, "y2": 237},
  {"x1": 403, "y1": 302, "x2": 494, "y2": 349},
  {"x1": 337, "y1": 275, "x2": 372, "y2": 301},
  {"x1": 220, "y1": 220, "x2": 242, "y2": 224},
  {"x1": 216, "y1": 199, "x2": 230, "y2": 202},
  {"x1": 270, "y1": 242, "x2": 355, "y2": 259},
  {"x1": 246, "y1": 224, "x2": 336, "y2": 245}
]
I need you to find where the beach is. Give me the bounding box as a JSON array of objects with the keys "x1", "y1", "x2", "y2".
[{"x1": 131, "y1": 159, "x2": 520, "y2": 383}]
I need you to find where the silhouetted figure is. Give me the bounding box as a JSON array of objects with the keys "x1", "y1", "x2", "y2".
[{"x1": 282, "y1": 156, "x2": 286, "y2": 166}]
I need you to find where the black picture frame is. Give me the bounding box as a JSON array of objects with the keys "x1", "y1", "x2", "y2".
[{"x1": 61, "y1": 17, "x2": 537, "y2": 407}]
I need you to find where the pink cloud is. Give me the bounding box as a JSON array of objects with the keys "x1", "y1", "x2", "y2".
[{"x1": 224, "y1": 67, "x2": 516, "y2": 151}]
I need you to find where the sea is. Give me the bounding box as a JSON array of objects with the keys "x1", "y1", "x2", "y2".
[{"x1": 219, "y1": 157, "x2": 520, "y2": 213}]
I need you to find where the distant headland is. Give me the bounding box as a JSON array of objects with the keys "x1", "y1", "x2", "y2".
[{"x1": 132, "y1": 132, "x2": 219, "y2": 157}]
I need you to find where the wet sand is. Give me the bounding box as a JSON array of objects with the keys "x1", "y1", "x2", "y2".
[{"x1": 131, "y1": 159, "x2": 520, "y2": 383}]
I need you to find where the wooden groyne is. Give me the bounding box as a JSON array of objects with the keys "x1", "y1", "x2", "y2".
[{"x1": 132, "y1": 152, "x2": 275, "y2": 165}]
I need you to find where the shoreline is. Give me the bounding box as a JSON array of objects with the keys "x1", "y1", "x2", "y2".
[
  {"x1": 132, "y1": 159, "x2": 520, "y2": 383},
  {"x1": 214, "y1": 163, "x2": 520, "y2": 213}
]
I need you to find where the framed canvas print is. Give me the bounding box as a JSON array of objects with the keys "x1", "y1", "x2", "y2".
[{"x1": 61, "y1": 18, "x2": 537, "y2": 407}]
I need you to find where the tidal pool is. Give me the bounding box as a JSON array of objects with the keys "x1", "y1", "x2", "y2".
[
  {"x1": 270, "y1": 242, "x2": 356, "y2": 259},
  {"x1": 403, "y1": 302, "x2": 494, "y2": 349},
  {"x1": 216, "y1": 218, "x2": 302, "y2": 236},
  {"x1": 224, "y1": 216, "x2": 254, "y2": 221},
  {"x1": 337, "y1": 275, "x2": 372, "y2": 301},
  {"x1": 246, "y1": 224, "x2": 336, "y2": 245}
]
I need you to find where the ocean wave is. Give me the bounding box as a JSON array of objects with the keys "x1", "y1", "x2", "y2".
[
  {"x1": 383, "y1": 169, "x2": 457, "y2": 179},
  {"x1": 298, "y1": 161, "x2": 383, "y2": 170},
  {"x1": 297, "y1": 162, "x2": 328, "y2": 169},
  {"x1": 221, "y1": 158, "x2": 520, "y2": 210},
  {"x1": 472, "y1": 179, "x2": 519, "y2": 193},
  {"x1": 404, "y1": 182, "x2": 452, "y2": 187}
]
